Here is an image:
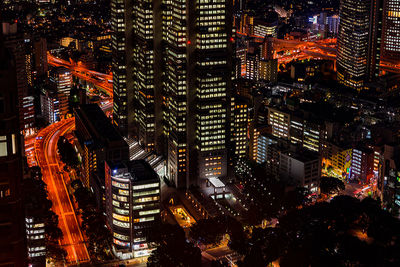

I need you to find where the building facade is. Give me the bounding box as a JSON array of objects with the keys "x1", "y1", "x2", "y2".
[
  {"x1": 0, "y1": 36, "x2": 27, "y2": 267},
  {"x1": 49, "y1": 67, "x2": 72, "y2": 119},
  {"x1": 105, "y1": 160, "x2": 160, "y2": 259},
  {"x1": 337, "y1": 0, "x2": 371, "y2": 89},
  {"x1": 381, "y1": 0, "x2": 400, "y2": 63},
  {"x1": 113, "y1": 0, "x2": 234, "y2": 188},
  {"x1": 162, "y1": 0, "x2": 234, "y2": 188},
  {"x1": 111, "y1": 0, "x2": 134, "y2": 136},
  {"x1": 74, "y1": 104, "x2": 129, "y2": 201}
]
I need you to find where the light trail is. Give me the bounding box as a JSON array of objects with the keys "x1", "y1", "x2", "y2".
[
  {"x1": 33, "y1": 119, "x2": 90, "y2": 264},
  {"x1": 47, "y1": 53, "x2": 113, "y2": 96}
]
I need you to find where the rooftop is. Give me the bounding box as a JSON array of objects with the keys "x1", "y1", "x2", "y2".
[
  {"x1": 75, "y1": 104, "x2": 124, "y2": 144},
  {"x1": 110, "y1": 160, "x2": 159, "y2": 183}
]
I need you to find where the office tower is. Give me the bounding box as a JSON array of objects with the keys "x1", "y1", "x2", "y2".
[
  {"x1": 49, "y1": 67, "x2": 72, "y2": 119},
  {"x1": 40, "y1": 89, "x2": 61, "y2": 124},
  {"x1": 132, "y1": 0, "x2": 163, "y2": 152},
  {"x1": 367, "y1": 0, "x2": 383, "y2": 81},
  {"x1": 2, "y1": 22, "x2": 32, "y2": 134},
  {"x1": 0, "y1": 37, "x2": 27, "y2": 267},
  {"x1": 163, "y1": 0, "x2": 233, "y2": 188},
  {"x1": 327, "y1": 15, "x2": 340, "y2": 35},
  {"x1": 245, "y1": 51, "x2": 260, "y2": 80},
  {"x1": 22, "y1": 96, "x2": 35, "y2": 135},
  {"x1": 33, "y1": 37, "x2": 48, "y2": 77},
  {"x1": 259, "y1": 59, "x2": 278, "y2": 83},
  {"x1": 112, "y1": 0, "x2": 163, "y2": 151},
  {"x1": 105, "y1": 160, "x2": 160, "y2": 259},
  {"x1": 231, "y1": 98, "x2": 249, "y2": 159},
  {"x1": 268, "y1": 107, "x2": 290, "y2": 140},
  {"x1": 50, "y1": 67, "x2": 72, "y2": 98},
  {"x1": 337, "y1": 0, "x2": 371, "y2": 90},
  {"x1": 259, "y1": 37, "x2": 278, "y2": 83},
  {"x1": 111, "y1": 0, "x2": 134, "y2": 136},
  {"x1": 381, "y1": 0, "x2": 400, "y2": 63}
]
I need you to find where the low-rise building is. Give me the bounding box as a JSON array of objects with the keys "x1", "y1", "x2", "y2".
[
  {"x1": 74, "y1": 104, "x2": 129, "y2": 208},
  {"x1": 105, "y1": 160, "x2": 161, "y2": 260},
  {"x1": 350, "y1": 147, "x2": 374, "y2": 183},
  {"x1": 279, "y1": 149, "x2": 321, "y2": 192}
]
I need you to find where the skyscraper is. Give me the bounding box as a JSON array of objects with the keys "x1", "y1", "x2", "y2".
[
  {"x1": 49, "y1": 67, "x2": 72, "y2": 119},
  {"x1": 2, "y1": 22, "x2": 32, "y2": 135},
  {"x1": 381, "y1": 0, "x2": 400, "y2": 63},
  {"x1": 337, "y1": 0, "x2": 371, "y2": 90},
  {"x1": 111, "y1": 0, "x2": 134, "y2": 137},
  {"x1": 163, "y1": 0, "x2": 233, "y2": 188},
  {"x1": 0, "y1": 34, "x2": 27, "y2": 267},
  {"x1": 367, "y1": 0, "x2": 383, "y2": 81},
  {"x1": 112, "y1": 0, "x2": 163, "y2": 152},
  {"x1": 112, "y1": 0, "x2": 234, "y2": 188},
  {"x1": 132, "y1": 0, "x2": 163, "y2": 152}
]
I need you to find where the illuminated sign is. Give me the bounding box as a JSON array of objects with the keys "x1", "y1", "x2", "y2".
[
  {"x1": 309, "y1": 16, "x2": 318, "y2": 24},
  {"x1": 113, "y1": 238, "x2": 129, "y2": 247},
  {"x1": 134, "y1": 249, "x2": 152, "y2": 258}
]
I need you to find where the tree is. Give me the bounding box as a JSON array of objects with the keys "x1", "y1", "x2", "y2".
[
  {"x1": 23, "y1": 169, "x2": 66, "y2": 264},
  {"x1": 72, "y1": 183, "x2": 112, "y2": 261},
  {"x1": 190, "y1": 216, "x2": 226, "y2": 245},
  {"x1": 57, "y1": 136, "x2": 79, "y2": 168},
  {"x1": 148, "y1": 224, "x2": 202, "y2": 267},
  {"x1": 320, "y1": 176, "x2": 345, "y2": 195},
  {"x1": 236, "y1": 196, "x2": 400, "y2": 267},
  {"x1": 282, "y1": 187, "x2": 311, "y2": 210}
]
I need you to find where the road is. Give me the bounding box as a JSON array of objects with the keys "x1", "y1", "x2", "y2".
[
  {"x1": 47, "y1": 53, "x2": 113, "y2": 96},
  {"x1": 34, "y1": 118, "x2": 90, "y2": 264},
  {"x1": 236, "y1": 32, "x2": 400, "y2": 74}
]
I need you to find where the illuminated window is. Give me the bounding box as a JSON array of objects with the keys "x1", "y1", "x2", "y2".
[{"x1": 0, "y1": 136, "x2": 7, "y2": 157}]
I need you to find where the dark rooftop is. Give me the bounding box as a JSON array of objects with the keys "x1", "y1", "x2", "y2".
[
  {"x1": 110, "y1": 160, "x2": 159, "y2": 183},
  {"x1": 75, "y1": 104, "x2": 123, "y2": 144}
]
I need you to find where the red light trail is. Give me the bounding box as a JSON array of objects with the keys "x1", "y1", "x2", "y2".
[
  {"x1": 47, "y1": 53, "x2": 113, "y2": 96},
  {"x1": 32, "y1": 118, "x2": 90, "y2": 264}
]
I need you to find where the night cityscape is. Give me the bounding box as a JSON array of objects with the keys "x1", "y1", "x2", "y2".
[{"x1": 1, "y1": 0, "x2": 400, "y2": 266}]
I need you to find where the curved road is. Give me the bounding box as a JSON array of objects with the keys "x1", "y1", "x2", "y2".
[
  {"x1": 47, "y1": 54, "x2": 113, "y2": 96},
  {"x1": 34, "y1": 118, "x2": 90, "y2": 264}
]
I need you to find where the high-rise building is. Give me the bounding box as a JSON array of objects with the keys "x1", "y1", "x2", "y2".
[
  {"x1": 367, "y1": 0, "x2": 383, "y2": 81},
  {"x1": 327, "y1": 15, "x2": 340, "y2": 35},
  {"x1": 105, "y1": 160, "x2": 160, "y2": 259},
  {"x1": 113, "y1": 0, "x2": 234, "y2": 188},
  {"x1": 381, "y1": 0, "x2": 400, "y2": 63},
  {"x1": 337, "y1": 0, "x2": 371, "y2": 90},
  {"x1": 2, "y1": 22, "x2": 32, "y2": 135},
  {"x1": 112, "y1": 0, "x2": 163, "y2": 151},
  {"x1": 245, "y1": 51, "x2": 260, "y2": 80},
  {"x1": 40, "y1": 89, "x2": 61, "y2": 124},
  {"x1": 33, "y1": 37, "x2": 48, "y2": 78},
  {"x1": 268, "y1": 107, "x2": 290, "y2": 140},
  {"x1": 132, "y1": 0, "x2": 163, "y2": 152},
  {"x1": 0, "y1": 35, "x2": 27, "y2": 267},
  {"x1": 49, "y1": 67, "x2": 72, "y2": 119},
  {"x1": 259, "y1": 59, "x2": 278, "y2": 83},
  {"x1": 231, "y1": 97, "x2": 249, "y2": 159},
  {"x1": 350, "y1": 147, "x2": 375, "y2": 183},
  {"x1": 163, "y1": 0, "x2": 233, "y2": 188},
  {"x1": 111, "y1": 0, "x2": 134, "y2": 137}
]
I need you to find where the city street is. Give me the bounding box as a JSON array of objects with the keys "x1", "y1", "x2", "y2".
[
  {"x1": 47, "y1": 53, "x2": 113, "y2": 96},
  {"x1": 34, "y1": 119, "x2": 90, "y2": 264}
]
